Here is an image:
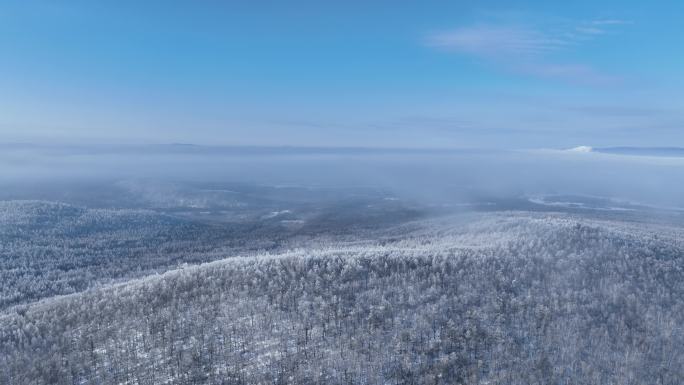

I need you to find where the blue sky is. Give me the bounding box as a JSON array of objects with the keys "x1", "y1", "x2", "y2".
[{"x1": 1, "y1": 0, "x2": 683, "y2": 148}]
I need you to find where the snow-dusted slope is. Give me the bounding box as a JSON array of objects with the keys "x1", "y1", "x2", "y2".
[
  {"x1": 1, "y1": 212, "x2": 682, "y2": 384},
  {"x1": 0, "y1": 201, "x2": 276, "y2": 310}
]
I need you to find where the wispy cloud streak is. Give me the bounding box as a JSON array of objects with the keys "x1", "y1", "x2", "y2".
[
  {"x1": 427, "y1": 25, "x2": 567, "y2": 56},
  {"x1": 426, "y1": 18, "x2": 629, "y2": 85}
]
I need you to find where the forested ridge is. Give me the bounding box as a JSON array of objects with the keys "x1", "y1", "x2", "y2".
[
  {"x1": 0, "y1": 199, "x2": 423, "y2": 312},
  {"x1": 1, "y1": 213, "x2": 682, "y2": 384}
]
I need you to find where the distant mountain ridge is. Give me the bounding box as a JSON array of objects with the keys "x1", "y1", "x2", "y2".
[
  {"x1": 6, "y1": 142, "x2": 684, "y2": 157},
  {"x1": 0, "y1": 142, "x2": 494, "y2": 156},
  {"x1": 593, "y1": 146, "x2": 684, "y2": 157}
]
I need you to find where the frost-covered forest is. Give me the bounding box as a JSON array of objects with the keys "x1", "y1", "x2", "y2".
[
  {"x1": 0, "y1": 200, "x2": 272, "y2": 311},
  {"x1": 1, "y1": 209, "x2": 682, "y2": 384},
  {"x1": 0, "y1": 196, "x2": 418, "y2": 312}
]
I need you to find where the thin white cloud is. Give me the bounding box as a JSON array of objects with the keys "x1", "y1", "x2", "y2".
[
  {"x1": 591, "y1": 19, "x2": 631, "y2": 25},
  {"x1": 426, "y1": 25, "x2": 566, "y2": 56},
  {"x1": 426, "y1": 18, "x2": 629, "y2": 85},
  {"x1": 574, "y1": 19, "x2": 632, "y2": 36}
]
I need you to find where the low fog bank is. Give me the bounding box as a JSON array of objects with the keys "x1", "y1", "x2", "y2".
[{"x1": 1, "y1": 144, "x2": 683, "y2": 210}]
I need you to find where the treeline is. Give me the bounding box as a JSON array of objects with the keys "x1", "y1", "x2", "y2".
[{"x1": 1, "y1": 215, "x2": 682, "y2": 384}]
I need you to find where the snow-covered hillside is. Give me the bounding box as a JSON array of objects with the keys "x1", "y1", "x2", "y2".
[{"x1": 2, "y1": 212, "x2": 682, "y2": 384}]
